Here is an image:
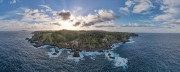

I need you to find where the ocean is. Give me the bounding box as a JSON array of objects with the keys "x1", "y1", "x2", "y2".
[{"x1": 0, "y1": 31, "x2": 179, "y2": 72}]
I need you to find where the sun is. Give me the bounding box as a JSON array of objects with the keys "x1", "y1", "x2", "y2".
[{"x1": 60, "y1": 21, "x2": 78, "y2": 30}]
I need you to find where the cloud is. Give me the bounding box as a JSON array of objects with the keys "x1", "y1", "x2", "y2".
[
  {"x1": 119, "y1": 7, "x2": 130, "y2": 15},
  {"x1": 171, "y1": 19, "x2": 180, "y2": 24},
  {"x1": 121, "y1": 23, "x2": 172, "y2": 28},
  {"x1": 0, "y1": 4, "x2": 120, "y2": 31},
  {"x1": 55, "y1": 10, "x2": 119, "y2": 27},
  {"x1": 54, "y1": 9, "x2": 119, "y2": 28},
  {"x1": 80, "y1": 10, "x2": 119, "y2": 27},
  {"x1": 95, "y1": 25, "x2": 115, "y2": 28},
  {"x1": 93, "y1": 21, "x2": 115, "y2": 28},
  {"x1": 57, "y1": 10, "x2": 71, "y2": 20},
  {"x1": 125, "y1": 0, "x2": 135, "y2": 7},
  {"x1": 72, "y1": 6, "x2": 83, "y2": 16},
  {"x1": 24, "y1": 22, "x2": 58, "y2": 30},
  {"x1": 0, "y1": 19, "x2": 57, "y2": 31},
  {"x1": 0, "y1": 7, "x2": 61, "y2": 31},
  {"x1": 154, "y1": 0, "x2": 180, "y2": 24},
  {"x1": 154, "y1": 14, "x2": 173, "y2": 22},
  {"x1": 133, "y1": 0, "x2": 153, "y2": 13},
  {"x1": 121, "y1": 23, "x2": 153, "y2": 27},
  {"x1": 22, "y1": 9, "x2": 52, "y2": 22},
  {"x1": 39, "y1": 5, "x2": 52, "y2": 12},
  {"x1": 119, "y1": 0, "x2": 134, "y2": 15},
  {"x1": 119, "y1": 0, "x2": 153, "y2": 15},
  {"x1": 51, "y1": 22, "x2": 61, "y2": 26},
  {"x1": 0, "y1": 20, "x2": 25, "y2": 30},
  {"x1": 10, "y1": 0, "x2": 16, "y2": 4},
  {"x1": 73, "y1": 22, "x2": 81, "y2": 27},
  {"x1": 81, "y1": 22, "x2": 95, "y2": 27},
  {"x1": 161, "y1": 0, "x2": 180, "y2": 14},
  {"x1": 0, "y1": 8, "x2": 60, "y2": 31}
]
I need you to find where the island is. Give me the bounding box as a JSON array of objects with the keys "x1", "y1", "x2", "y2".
[{"x1": 27, "y1": 30, "x2": 138, "y2": 57}]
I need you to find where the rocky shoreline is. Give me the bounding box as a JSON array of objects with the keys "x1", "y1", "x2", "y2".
[{"x1": 26, "y1": 30, "x2": 138, "y2": 57}]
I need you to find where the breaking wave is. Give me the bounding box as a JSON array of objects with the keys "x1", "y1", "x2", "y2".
[{"x1": 31, "y1": 38, "x2": 135, "y2": 68}]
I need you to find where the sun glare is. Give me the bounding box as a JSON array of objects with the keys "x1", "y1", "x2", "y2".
[{"x1": 60, "y1": 21, "x2": 78, "y2": 30}]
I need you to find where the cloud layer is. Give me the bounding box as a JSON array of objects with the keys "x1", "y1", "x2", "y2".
[
  {"x1": 120, "y1": 0, "x2": 153, "y2": 15},
  {"x1": 154, "y1": 0, "x2": 180, "y2": 24},
  {"x1": 133, "y1": 0, "x2": 153, "y2": 13},
  {"x1": 0, "y1": 0, "x2": 180, "y2": 32},
  {"x1": 54, "y1": 9, "x2": 119, "y2": 28}
]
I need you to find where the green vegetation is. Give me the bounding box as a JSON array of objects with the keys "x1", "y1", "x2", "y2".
[{"x1": 29, "y1": 30, "x2": 138, "y2": 51}]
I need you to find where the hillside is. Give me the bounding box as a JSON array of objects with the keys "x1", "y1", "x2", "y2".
[{"x1": 28, "y1": 30, "x2": 138, "y2": 52}]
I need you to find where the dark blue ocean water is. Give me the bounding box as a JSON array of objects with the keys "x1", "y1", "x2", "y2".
[{"x1": 0, "y1": 31, "x2": 180, "y2": 72}]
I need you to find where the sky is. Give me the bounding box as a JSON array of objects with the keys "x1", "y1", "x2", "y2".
[{"x1": 0, "y1": 0, "x2": 180, "y2": 33}]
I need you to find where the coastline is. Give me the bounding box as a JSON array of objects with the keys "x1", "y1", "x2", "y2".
[
  {"x1": 26, "y1": 35, "x2": 136, "y2": 68},
  {"x1": 26, "y1": 30, "x2": 138, "y2": 68}
]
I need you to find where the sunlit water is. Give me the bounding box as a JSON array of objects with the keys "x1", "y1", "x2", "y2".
[{"x1": 0, "y1": 31, "x2": 179, "y2": 72}]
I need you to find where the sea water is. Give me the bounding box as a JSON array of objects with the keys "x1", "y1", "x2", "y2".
[{"x1": 0, "y1": 31, "x2": 179, "y2": 72}]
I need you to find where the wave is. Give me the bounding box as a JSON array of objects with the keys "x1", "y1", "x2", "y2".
[
  {"x1": 126, "y1": 37, "x2": 135, "y2": 43},
  {"x1": 30, "y1": 38, "x2": 135, "y2": 68}
]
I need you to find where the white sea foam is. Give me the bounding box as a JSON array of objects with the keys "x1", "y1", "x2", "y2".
[
  {"x1": 80, "y1": 51, "x2": 104, "y2": 60},
  {"x1": 66, "y1": 49, "x2": 128, "y2": 68},
  {"x1": 67, "y1": 52, "x2": 85, "y2": 62},
  {"x1": 111, "y1": 42, "x2": 123, "y2": 50},
  {"x1": 46, "y1": 48, "x2": 71, "y2": 58},
  {"x1": 126, "y1": 37, "x2": 135, "y2": 43},
  {"x1": 32, "y1": 45, "x2": 49, "y2": 49},
  {"x1": 37, "y1": 45, "x2": 49, "y2": 48},
  {"x1": 32, "y1": 37, "x2": 135, "y2": 68},
  {"x1": 31, "y1": 43, "x2": 36, "y2": 45},
  {"x1": 46, "y1": 48, "x2": 63, "y2": 57},
  {"x1": 34, "y1": 41, "x2": 38, "y2": 43},
  {"x1": 104, "y1": 50, "x2": 128, "y2": 68}
]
